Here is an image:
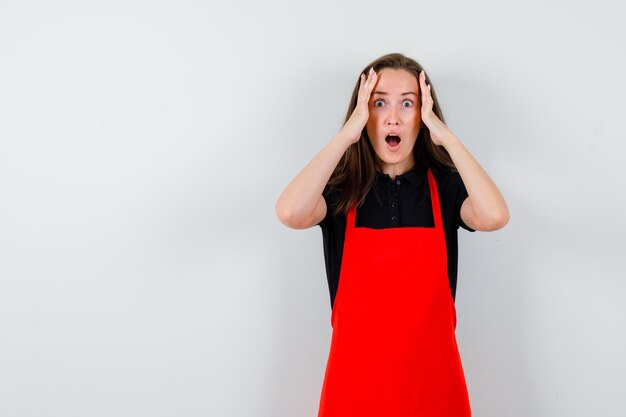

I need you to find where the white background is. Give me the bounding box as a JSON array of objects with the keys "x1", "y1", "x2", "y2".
[{"x1": 1, "y1": 1, "x2": 625, "y2": 416}]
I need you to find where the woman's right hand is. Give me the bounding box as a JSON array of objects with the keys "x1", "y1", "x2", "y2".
[
  {"x1": 340, "y1": 67, "x2": 378, "y2": 144},
  {"x1": 276, "y1": 68, "x2": 378, "y2": 229}
]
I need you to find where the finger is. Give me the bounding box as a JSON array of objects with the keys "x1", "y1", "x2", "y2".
[
  {"x1": 357, "y1": 73, "x2": 368, "y2": 104},
  {"x1": 363, "y1": 69, "x2": 372, "y2": 91},
  {"x1": 419, "y1": 74, "x2": 426, "y2": 101},
  {"x1": 366, "y1": 69, "x2": 377, "y2": 94},
  {"x1": 357, "y1": 74, "x2": 365, "y2": 101},
  {"x1": 420, "y1": 72, "x2": 430, "y2": 99},
  {"x1": 360, "y1": 69, "x2": 377, "y2": 103},
  {"x1": 423, "y1": 86, "x2": 433, "y2": 113},
  {"x1": 359, "y1": 73, "x2": 369, "y2": 99},
  {"x1": 358, "y1": 73, "x2": 365, "y2": 93}
]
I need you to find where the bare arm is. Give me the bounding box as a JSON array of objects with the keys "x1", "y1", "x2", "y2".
[
  {"x1": 276, "y1": 68, "x2": 379, "y2": 229},
  {"x1": 442, "y1": 135, "x2": 510, "y2": 231},
  {"x1": 418, "y1": 70, "x2": 510, "y2": 231},
  {"x1": 275, "y1": 134, "x2": 351, "y2": 229}
]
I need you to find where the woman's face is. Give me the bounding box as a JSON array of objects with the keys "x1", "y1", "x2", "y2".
[{"x1": 365, "y1": 68, "x2": 421, "y2": 173}]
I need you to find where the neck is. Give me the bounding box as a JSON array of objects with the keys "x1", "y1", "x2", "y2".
[{"x1": 376, "y1": 155, "x2": 416, "y2": 180}]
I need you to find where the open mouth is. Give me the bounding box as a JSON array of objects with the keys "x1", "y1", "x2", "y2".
[{"x1": 385, "y1": 134, "x2": 401, "y2": 147}]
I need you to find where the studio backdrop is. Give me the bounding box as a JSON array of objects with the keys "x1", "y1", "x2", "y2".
[{"x1": 1, "y1": 1, "x2": 624, "y2": 416}]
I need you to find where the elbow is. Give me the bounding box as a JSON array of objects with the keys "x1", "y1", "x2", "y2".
[
  {"x1": 276, "y1": 208, "x2": 294, "y2": 228},
  {"x1": 275, "y1": 200, "x2": 301, "y2": 229},
  {"x1": 275, "y1": 199, "x2": 292, "y2": 227},
  {"x1": 468, "y1": 204, "x2": 510, "y2": 232},
  {"x1": 482, "y1": 208, "x2": 510, "y2": 231}
]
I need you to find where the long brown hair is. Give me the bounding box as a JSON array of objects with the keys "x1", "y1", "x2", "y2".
[{"x1": 326, "y1": 52, "x2": 457, "y2": 217}]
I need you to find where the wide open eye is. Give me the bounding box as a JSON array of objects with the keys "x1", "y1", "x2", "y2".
[
  {"x1": 373, "y1": 100, "x2": 385, "y2": 107},
  {"x1": 402, "y1": 100, "x2": 413, "y2": 108}
]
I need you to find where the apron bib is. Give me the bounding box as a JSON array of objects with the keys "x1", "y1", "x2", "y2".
[{"x1": 317, "y1": 169, "x2": 472, "y2": 417}]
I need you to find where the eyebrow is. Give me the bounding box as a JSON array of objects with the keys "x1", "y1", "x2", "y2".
[{"x1": 372, "y1": 91, "x2": 418, "y2": 97}]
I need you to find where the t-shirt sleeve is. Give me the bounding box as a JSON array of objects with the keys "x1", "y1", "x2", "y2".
[
  {"x1": 451, "y1": 172, "x2": 475, "y2": 232},
  {"x1": 317, "y1": 183, "x2": 334, "y2": 228},
  {"x1": 434, "y1": 169, "x2": 475, "y2": 233}
]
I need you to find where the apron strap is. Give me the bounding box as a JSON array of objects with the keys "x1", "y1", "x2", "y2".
[{"x1": 427, "y1": 168, "x2": 444, "y2": 231}]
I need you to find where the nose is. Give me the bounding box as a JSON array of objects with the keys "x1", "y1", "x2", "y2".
[{"x1": 385, "y1": 105, "x2": 399, "y2": 126}]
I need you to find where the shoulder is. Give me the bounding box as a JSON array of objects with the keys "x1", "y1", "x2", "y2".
[
  {"x1": 430, "y1": 165, "x2": 466, "y2": 198},
  {"x1": 430, "y1": 164, "x2": 460, "y2": 186}
]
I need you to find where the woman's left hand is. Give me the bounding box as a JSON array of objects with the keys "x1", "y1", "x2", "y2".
[{"x1": 419, "y1": 70, "x2": 453, "y2": 146}]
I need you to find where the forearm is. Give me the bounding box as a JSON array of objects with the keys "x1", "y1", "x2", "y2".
[
  {"x1": 275, "y1": 131, "x2": 352, "y2": 225},
  {"x1": 440, "y1": 133, "x2": 510, "y2": 229}
]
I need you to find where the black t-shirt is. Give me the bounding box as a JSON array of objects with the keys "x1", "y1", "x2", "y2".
[{"x1": 317, "y1": 161, "x2": 475, "y2": 310}]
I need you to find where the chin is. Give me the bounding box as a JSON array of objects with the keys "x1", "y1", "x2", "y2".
[{"x1": 376, "y1": 153, "x2": 411, "y2": 165}]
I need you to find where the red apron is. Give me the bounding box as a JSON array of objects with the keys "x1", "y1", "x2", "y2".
[{"x1": 317, "y1": 169, "x2": 471, "y2": 416}]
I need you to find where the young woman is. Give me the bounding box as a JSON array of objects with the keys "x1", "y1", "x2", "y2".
[{"x1": 276, "y1": 53, "x2": 509, "y2": 416}]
